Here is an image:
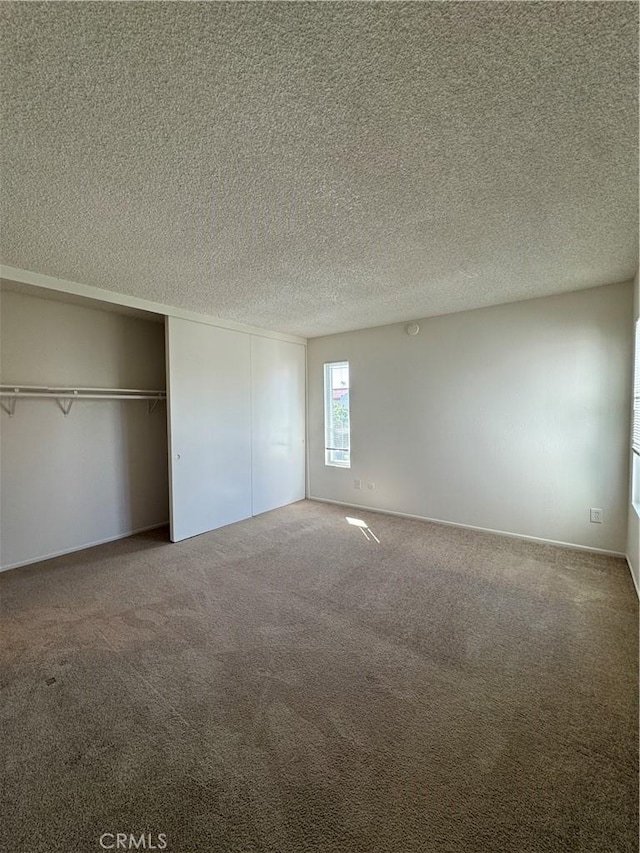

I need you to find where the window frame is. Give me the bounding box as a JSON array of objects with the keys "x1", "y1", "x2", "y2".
[{"x1": 323, "y1": 360, "x2": 351, "y2": 468}]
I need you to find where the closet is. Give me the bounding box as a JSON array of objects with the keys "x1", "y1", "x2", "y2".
[
  {"x1": 166, "y1": 316, "x2": 305, "y2": 542},
  {"x1": 0, "y1": 285, "x2": 306, "y2": 569},
  {"x1": 0, "y1": 288, "x2": 169, "y2": 570}
]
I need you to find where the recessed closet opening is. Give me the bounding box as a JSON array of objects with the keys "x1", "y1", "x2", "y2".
[
  {"x1": 0, "y1": 279, "x2": 307, "y2": 570},
  {"x1": 0, "y1": 280, "x2": 170, "y2": 570}
]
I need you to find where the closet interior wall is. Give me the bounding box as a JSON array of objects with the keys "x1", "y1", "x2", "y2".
[{"x1": 0, "y1": 290, "x2": 169, "y2": 570}]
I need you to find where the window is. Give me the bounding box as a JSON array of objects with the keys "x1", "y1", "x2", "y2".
[{"x1": 324, "y1": 361, "x2": 350, "y2": 467}]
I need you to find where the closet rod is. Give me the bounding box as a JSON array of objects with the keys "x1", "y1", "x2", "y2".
[
  {"x1": 0, "y1": 392, "x2": 165, "y2": 400},
  {"x1": 0, "y1": 385, "x2": 166, "y2": 417},
  {"x1": 0, "y1": 384, "x2": 165, "y2": 395}
]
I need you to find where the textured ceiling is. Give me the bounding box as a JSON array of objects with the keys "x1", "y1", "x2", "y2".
[{"x1": 1, "y1": 2, "x2": 638, "y2": 338}]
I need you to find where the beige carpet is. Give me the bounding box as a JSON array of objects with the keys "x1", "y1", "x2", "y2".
[{"x1": 1, "y1": 500, "x2": 637, "y2": 853}]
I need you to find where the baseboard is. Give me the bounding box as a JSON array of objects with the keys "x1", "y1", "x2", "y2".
[
  {"x1": 0, "y1": 522, "x2": 170, "y2": 573},
  {"x1": 626, "y1": 555, "x2": 640, "y2": 598},
  {"x1": 308, "y1": 496, "x2": 627, "y2": 558}
]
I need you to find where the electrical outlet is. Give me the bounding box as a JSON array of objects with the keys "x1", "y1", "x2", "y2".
[
  {"x1": 354, "y1": 479, "x2": 361, "y2": 490},
  {"x1": 367, "y1": 482, "x2": 375, "y2": 490},
  {"x1": 590, "y1": 508, "x2": 603, "y2": 524}
]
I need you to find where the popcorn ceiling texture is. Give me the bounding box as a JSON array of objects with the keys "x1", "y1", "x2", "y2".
[{"x1": 1, "y1": 2, "x2": 637, "y2": 338}]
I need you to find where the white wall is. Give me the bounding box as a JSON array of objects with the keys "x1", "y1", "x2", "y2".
[
  {"x1": 627, "y1": 271, "x2": 639, "y2": 590},
  {"x1": 308, "y1": 282, "x2": 633, "y2": 554},
  {"x1": 0, "y1": 291, "x2": 169, "y2": 569}
]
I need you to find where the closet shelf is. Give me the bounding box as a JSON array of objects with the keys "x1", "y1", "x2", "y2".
[{"x1": 0, "y1": 384, "x2": 166, "y2": 417}]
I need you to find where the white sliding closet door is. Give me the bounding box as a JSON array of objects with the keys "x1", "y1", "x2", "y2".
[
  {"x1": 166, "y1": 317, "x2": 251, "y2": 542},
  {"x1": 251, "y1": 336, "x2": 306, "y2": 515}
]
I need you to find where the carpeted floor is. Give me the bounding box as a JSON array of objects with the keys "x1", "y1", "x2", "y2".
[{"x1": 1, "y1": 500, "x2": 637, "y2": 853}]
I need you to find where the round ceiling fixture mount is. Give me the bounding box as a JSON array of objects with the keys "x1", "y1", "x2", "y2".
[{"x1": 406, "y1": 323, "x2": 420, "y2": 336}]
